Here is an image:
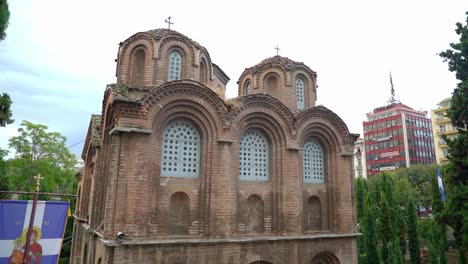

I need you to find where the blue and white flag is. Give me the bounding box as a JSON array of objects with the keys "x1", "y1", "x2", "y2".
[
  {"x1": 0, "y1": 200, "x2": 70, "y2": 264},
  {"x1": 437, "y1": 166, "x2": 447, "y2": 202}
]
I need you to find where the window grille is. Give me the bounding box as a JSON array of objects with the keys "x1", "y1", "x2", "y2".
[
  {"x1": 245, "y1": 81, "x2": 251, "y2": 95},
  {"x1": 168, "y1": 51, "x2": 182, "y2": 81},
  {"x1": 161, "y1": 119, "x2": 200, "y2": 178},
  {"x1": 239, "y1": 128, "x2": 269, "y2": 181},
  {"x1": 296, "y1": 78, "x2": 305, "y2": 110},
  {"x1": 303, "y1": 138, "x2": 324, "y2": 183}
]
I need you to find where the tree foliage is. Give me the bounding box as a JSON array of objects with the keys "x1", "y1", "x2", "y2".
[
  {"x1": 439, "y1": 11, "x2": 468, "y2": 263},
  {"x1": 6, "y1": 120, "x2": 76, "y2": 193},
  {"x1": 0, "y1": 0, "x2": 9, "y2": 41},
  {"x1": 0, "y1": 92, "x2": 13, "y2": 127},
  {"x1": 407, "y1": 195, "x2": 422, "y2": 264}
]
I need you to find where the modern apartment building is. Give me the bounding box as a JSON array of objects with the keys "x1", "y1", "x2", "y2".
[
  {"x1": 363, "y1": 102, "x2": 436, "y2": 176},
  {"x1": 431, "y1": 97, "x2": 457, "y2": 164}
]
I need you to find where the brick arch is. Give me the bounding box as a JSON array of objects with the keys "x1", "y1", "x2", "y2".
[
  {"x1": 257, "y1": 67, "x2": 287, "y2": 92},
  {"x1": 239, "y1": 76, "x2": 253, "y2": 96},
  {"x1": 118, "y1": 33, "x2": 155, "y2": 86},
  {"x1": 159, "y1": 38, "x2": 196, "y2": 81},
  {"x1": 168, "y1": 191, "x2": 190, "y2": 235},
  {"x1": 229, "y1": 94, "x2": 295, "y2": 142},
  {"x1": 198, "y1": 49, "x2": 213, "y2": 81},
  {"x1": 241, "y1": 194, "x2": 264, "y2": 233},
  {"x1": 242, "y1": 254, "x2": 274, "y2": 264},
  {"x1": 143, "y1": 81, "x2": 227, "y2": 131},
  {"x1": 293, "y1": 70, "x2": 316, "y2": 108},
  {"x1": 304, "y1": 195, "x2": 322, "y2": 231},
  {"x1": 167, "y1": 185, "x2": 197, "y2": 202},
  {"x1": 310, "y1": 251, "x2": 340, "y2": 264},
  {"x1": 296, "y1": 106, "x2": 351, "y2": 149}
]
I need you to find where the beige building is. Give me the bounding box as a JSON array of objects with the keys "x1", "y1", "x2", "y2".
[
  {"x1": 71, "y1": 28, "x2": 359, "y2": 264},
  {"x1": 431, "y1": 97, "x2": 457, "y2": 164},
  {"x1": 353, "y1": 138, "x2": 367, "y2": 179}
]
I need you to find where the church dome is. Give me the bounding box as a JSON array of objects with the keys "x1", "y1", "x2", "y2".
[
  {"x1": 115, "y1": 28, "x2": 229, "y2": 99},
  {"x1": 237, "y1": 55, "x2": 317, "y2": 111}
]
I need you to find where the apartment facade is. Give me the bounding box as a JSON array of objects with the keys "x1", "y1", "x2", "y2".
[
  {"x1": 431, "y1": 97, "x2": 457, "y2": 164},
  {"x1": 363, "y1": 103, "x2": 436, "y2": 176}
]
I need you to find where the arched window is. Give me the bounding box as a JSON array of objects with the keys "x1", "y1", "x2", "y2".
[
  {"x1": 296, "y1": 78, "x2": 305, "y2": 110},
  {"x1": 169, "y1": 192, "x2": 190, "y2": 235},
  {"x1": 245, "y1": 81, "x2": 252, "y2": 95},
  {"x1": 168, "y1": 50, "x2": 182, "y2": 81},
  {"x1": 161, "y1": 119, "x2": 200, "y2": 178},
  {"x1": 303, "y1": 138, "x2": 324, "y2": 184},
  {"x1": 305, "y1": 196, "x2": 321, "y2": 231},
  {"x1": 133, "y1": 48, "x2": 146, "y2": 85},
  {"x1": 239, "y1": 128, "x2": 269, "y2": 181},
  {"x1": 199, "y1": 59, "x2": 207, "y2": 84}
]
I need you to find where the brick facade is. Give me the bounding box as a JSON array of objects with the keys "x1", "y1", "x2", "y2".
[{"x1": 71, "y1": 28, "x2": 359, "y2": 264}]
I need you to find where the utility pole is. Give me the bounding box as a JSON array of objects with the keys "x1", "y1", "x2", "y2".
[{"x1": 22, "y1": 174, "x2": 43, "y2": 264}]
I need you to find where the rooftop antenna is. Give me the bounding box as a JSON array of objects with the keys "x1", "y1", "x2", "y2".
[{"x1": 388, "y1": 72, "x2": 400, "y2": 105}]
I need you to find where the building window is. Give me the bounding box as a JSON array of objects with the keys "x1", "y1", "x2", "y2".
[
  {"x1": 239, "y1": 128, "x2": 269, "y2": 181},
  {"x1": 161, "y1": 119, "x2": 200, "y2": 178},
  {"x1": 303, "y1": 138, "x2": 324, "y2": 184},
  {"x1": 245, "y1": 81, "x2": 252, "y2": 95},
  {"x1": 133, "y1": 48, "x2": 146, "y2": 85},
  {"x1": 168, "y1": 50, "x2": 182, "y2": 81},
  {"x1": 296, "y1": 78, "x2": 305, "y2": 110}
]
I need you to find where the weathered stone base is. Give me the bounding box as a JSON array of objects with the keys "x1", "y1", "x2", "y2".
[{"x1": 82, "y1": 234, "x2": 357, "y2": 264}]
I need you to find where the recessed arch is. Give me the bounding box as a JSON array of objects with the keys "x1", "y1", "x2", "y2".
[
  {"x1": 199, "y1": 59, "x2": 207, "y2": 84},
  {"x1": 169, "y1": 191, "x2": 190, "y2": 235},
  {"x1": 305, "y1": 195, "x2": 322, "y2": 231},
  {"x1": 242, "y1": 194, "x2": 264, "y2": 233},
  {"x1": 310, "y1": 251, "x2": 340, "y2": 264},
  {"x1": 132, "y1": 47, "x2": 146, "y2": 86}
]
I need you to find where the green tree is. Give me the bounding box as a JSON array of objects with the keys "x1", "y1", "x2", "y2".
[
  {"x1": 0, "y1": 0, "x2": 9, "y2": 41},
  {"x1": 439, "y1": 11, "x2": 468, "y2": 263},
  {"x1": 0, "y1": 92, "x2": 13, "y2": 127},
  {"x1": 432, "y1": 171, "x2": 448, "y2": 264},
  {"x1": 407, "y1": 195, "x2": 422, "y2": 264},
  {"x1": 0, "y1": 148, "x2": 9, "y2": 199},
  {"x1": 7, "y1": 120, "x2": 76, "y2": 193},
  {"x1": 364, "y1": 190, "x2": 380, "y2": 263}
]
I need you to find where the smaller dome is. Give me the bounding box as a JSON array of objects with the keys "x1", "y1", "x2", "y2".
[
  {"x1": 144, "y1": 28, "x2": 203, "y2": 49},
  {"x1": 247, "y1": 55, "x2": 314, "y2": 74}
]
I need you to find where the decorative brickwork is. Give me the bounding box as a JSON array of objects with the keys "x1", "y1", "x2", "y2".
[{"x1": 71, "y1": 28, "x2": 358, "y2": 264}]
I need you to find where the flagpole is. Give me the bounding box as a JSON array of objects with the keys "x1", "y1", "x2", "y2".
[{"x1": 22, "y1": 174, "x2": 43, "y2": 264}]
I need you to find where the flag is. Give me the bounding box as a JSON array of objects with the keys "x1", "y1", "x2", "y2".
[
  {"x1": 437, "y1": 166, "x2": 447, "y2": 202},
  {"x1": 0, "y1": 200, "x2": 70, "y2": 264}
]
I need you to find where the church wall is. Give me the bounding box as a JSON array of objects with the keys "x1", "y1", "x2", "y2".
[
  {"x1": 98, "y1": 237, "x2": 355, "y2": 264},
  {"x1": 73, "y1": 29, "x2": 358, "y2": 264}
]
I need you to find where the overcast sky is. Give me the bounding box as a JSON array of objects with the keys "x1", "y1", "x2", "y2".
[{"x1": 1, "y1": 0, "x2": 467, "y2": 158}]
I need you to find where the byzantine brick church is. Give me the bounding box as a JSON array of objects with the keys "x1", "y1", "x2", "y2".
[{"x1": 71, "y1": 28, "x2": 359, "y2": 264}]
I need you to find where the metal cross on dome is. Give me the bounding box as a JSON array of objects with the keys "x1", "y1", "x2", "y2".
[
  {"x1": 275, "y1": 45, "x2": 280, "y2": 56},
  {"x1": 165, "y1": 16, "x2": 174, "y2": 29}
]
